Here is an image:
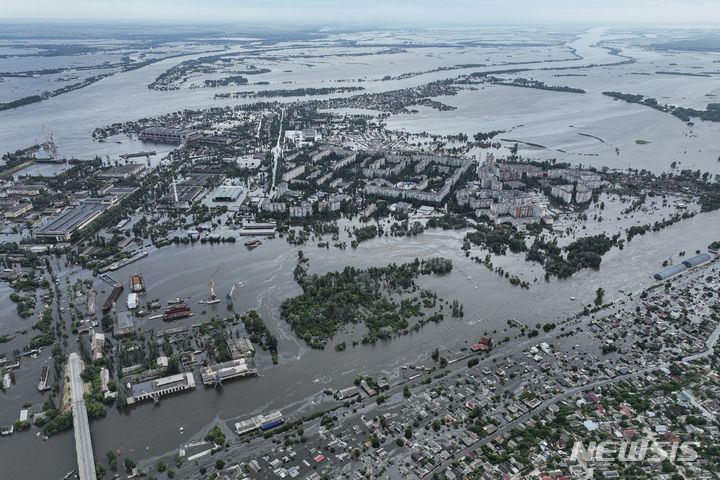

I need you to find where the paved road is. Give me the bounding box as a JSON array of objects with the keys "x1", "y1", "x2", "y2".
[
  {"x1": 270, "y1": 107, "x2": 285, "y2": 192},
  {"x1": 69, "y1": 352, "x2": 97, "y2": 480}
]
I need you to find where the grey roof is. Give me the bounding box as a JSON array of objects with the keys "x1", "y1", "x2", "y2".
[
  {"x1": 34, "y1": 203, "x2": 107, "y2": 235},
  {"x1": 682, "y1": 253, "x2": 711, "y2": 268},
  {"x1": 654, "y1": 264, "x2": 687, "y2": 280}
]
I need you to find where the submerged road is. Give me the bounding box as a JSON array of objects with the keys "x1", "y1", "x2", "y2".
[{"x1": 69, "y1": 352, "x2": 96, "y2": 480}]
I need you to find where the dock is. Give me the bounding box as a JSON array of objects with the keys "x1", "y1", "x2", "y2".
[
  {"x1": 234, "y1": 411, "x2": 283, "y2": 435},
  {"x1": 120, "y1": 151, "x2": 156, "y2": 159},
  {"x1": 238, "y1": 228, "x2": 275, "y2": 236},
  {"x1": 200, "y1": 358, "x2": 257, "y2": 385},
  {"x1": 38, "y1": 364, "x2": 51, "y2": 391},
  {"x1": 126, "y1": 372, "x2": 196, "y2": 405},
  {"x1": 99, "y1": 251, "x2": 148, "y2": 273}
]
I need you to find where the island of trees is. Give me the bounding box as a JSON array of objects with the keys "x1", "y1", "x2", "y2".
[{"x1": 281, "y1": 253, "x2": 455, "y2": 348}]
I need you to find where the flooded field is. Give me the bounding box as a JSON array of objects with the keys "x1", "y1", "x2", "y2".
[{"x1": 1, "y1": 24, "x2": 720, "y2": 479}]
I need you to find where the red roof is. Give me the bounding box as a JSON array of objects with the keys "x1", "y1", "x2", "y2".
[
  {"x1": 479, "y1": 336, "x2": 490, "y2": 344},
  {"x1": 314, "y1": 455, "x2": 325, "y2": 463}
]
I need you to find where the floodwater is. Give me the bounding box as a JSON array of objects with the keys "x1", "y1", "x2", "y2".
[
  {"x1": 2, "y1": 25, "x2": 720, "y2": 478},
  {"x1": 1, "y1": 27, "x2": 718, "y2": 174},
  {"x1": 3, "y1": 204, "x2": 720, "y2": 479}
]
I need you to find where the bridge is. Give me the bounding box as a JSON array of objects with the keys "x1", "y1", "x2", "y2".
[{"x1": 69, "y1": 352, "x2": 97, "y2": 480}]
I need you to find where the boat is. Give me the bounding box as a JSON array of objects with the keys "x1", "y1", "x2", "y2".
[
  {"x1": 102, "y1": 284, "x2": 124, "y2": 313},
  {"x1": 167, "y1": 297, "x2": 184, "y2": 305},
  {"x1": 165, "y1": 304, "x2": 190, "y2": 315},
  {"x1": 130, "y1": 274, "x2": 145, "y2": 294},
  {"x1": 163, "y1": 305, "x2": 192, "y2": 321},
  {"x1": 244, "y1": 239, "x2": 262, "y2": 249},
  {"x1": 200, "y1": 298, "x2": 222, "y2": 305},
  {"x1": 202, "y1": 269, "x2": 222, "y2": 305},
  {"x1": 570, "y1": 296, "x2": 576, "y2": 301}
]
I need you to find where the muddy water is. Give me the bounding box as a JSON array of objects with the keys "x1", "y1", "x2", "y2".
[{"x1": 2, "y1": 205, "x2": 719, "y2": 479}]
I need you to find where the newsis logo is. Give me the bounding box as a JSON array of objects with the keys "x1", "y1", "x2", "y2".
[{"x1": 570, "y1": 438, "x2": 699, "y2": 464}]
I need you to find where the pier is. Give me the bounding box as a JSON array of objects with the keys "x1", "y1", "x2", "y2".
[
  {"x1": 99, "y1": 251, "x2": 148, "y2": 273},
  {"x1": 68, "y1": 353, "x2": 96, "y2": 480}
]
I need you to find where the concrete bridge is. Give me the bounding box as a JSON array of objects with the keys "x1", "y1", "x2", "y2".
[{"x1": 69, "y1": 352, "x2": 97, "y2": 480}]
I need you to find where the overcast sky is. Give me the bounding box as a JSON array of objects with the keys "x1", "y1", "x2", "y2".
[{"x1": 1, "y1": 0, "x2": 719, "y2": 25}]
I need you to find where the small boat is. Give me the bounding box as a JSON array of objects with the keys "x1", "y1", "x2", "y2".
[
  {"x1": 570, "y1": 297, "x2": 576, "y2": 301},
  {"x1": 245, "y1": 239, "x2": 262, "y2": 249},
  {"x1": 167, "y1": 297, "x2": 183, "y2": 305}
]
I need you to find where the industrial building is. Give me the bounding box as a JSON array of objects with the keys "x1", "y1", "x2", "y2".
[
  {"x1": 161, "y1": 184, "x2": 204, "y2": 209},
  {"x1": 115, "y1": 311, "x2": 134, "y2": 337},
  {"x1": 126, "y1": 372, "x2": 196, "y2": 404},
  {"x1": 212, "y1": 186, "x2": 243, "y2": 202},
  {"x1": 200, "y1": 358, "x2": 257, "y2": 385},
  {"x1": 654, "y1": 264, "x2": 688, "y2": 280},
  {"x1": 227, "y1": 338, "x2": 255, "y2": 359},
  {"x1": 139, "y1": 126, "x2": 199, "y2": 144},
  {"x1": 98, "y1": 164, "x2": 145, "y2": 179},
  {"x1": 336, "y1": 386, "x2": 360, "y2": 400},
  {"x1": 654, "y1": 253, "x2": 712, "y2": 280},
  {"x1": 5, "y1": 184, "x2": 45, "y2": 196},
  {"x1": 4, "y1": 203, "x2": 32, "y2": 219},
  {"x1": 32, "y1": 203, "x2": 109, "y2": 241},
  {"x1": 683, "y1": 253, "x2": 711, "y2": 268},
  {"x1": 234, "y1": 411, "x2": 283, "y2": 435}
]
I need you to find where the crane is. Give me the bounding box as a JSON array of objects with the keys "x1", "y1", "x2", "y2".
[
  {"x1": 226, "y1": 283, "x2": 236, "y2": 309},
  {"x1": 206, "y1": 363, "x2": 221, "y2": 386},
  {"x1": 206, "y1": 263, "x2": 222, "y2": 304},
  {"x1": 41, "y1": 124, "x2": 56, "y2": 156}
]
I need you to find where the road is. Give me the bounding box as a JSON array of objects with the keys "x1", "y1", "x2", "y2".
[
  {"x1": 69, "y1": 352, "x2": 97, "y2": 480},
  {"x1": 270, "y1": 107, "x2": 285, "y2": 192}
]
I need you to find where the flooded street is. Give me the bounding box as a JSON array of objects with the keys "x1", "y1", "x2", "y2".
[
  {"x1": 3, "y1": 203, "x2": 720, "y2": 478},
  {"x1": 1, "y1": 24, "x2": 720, "y2": 479}
]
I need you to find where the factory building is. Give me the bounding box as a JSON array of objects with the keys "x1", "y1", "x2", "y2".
[
  {"x1": 653, "y1": 264, "x2": 688, "y2": 281},
  {"x1": 235, "y1": 411, "x2": 284, "y2": 435},
  {"x1": 200, "y1": 358, "x2": 257, "y2": 385},
  {"x1": 98, "y1": 164, "x2": 145, "y2": 179},
  {"x1": 139, "y1": 126, "x2": 199, "y2": 144},
  {"x1": 683, "y1": 253, "x2": 711, "y2": 268},
  {"x1": 126, "y1": 372, "x2": 196, "y2": 404},
  {"x1": 32, "y1": 203, "x2": 109, "y2": 241}
]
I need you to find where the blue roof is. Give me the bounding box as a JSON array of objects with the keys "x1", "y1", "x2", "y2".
[
  {"x1": 682, "y1": 253, "x2": 711, "y2": 268},
  {"x1": 654, "y1": 264, "x2": 687, "y2": 280}
]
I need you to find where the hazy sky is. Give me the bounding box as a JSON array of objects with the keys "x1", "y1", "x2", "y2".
[{"x1": 1, "y1": 0, "x2": 719, "y2": 25}]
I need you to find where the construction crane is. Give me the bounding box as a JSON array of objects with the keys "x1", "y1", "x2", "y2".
[
  {"x1": 206, "y1": 363, "x2": 221, "y2": 386},
  {"x1": 206, "y1": 263, "x2": 222, "y2": 304},
  {"x1": 41, "y1": 124, "x2": 56, "y2": 156},
  {"x1": 226, "y1": 283, "x2": 236, "y2": 309}
]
